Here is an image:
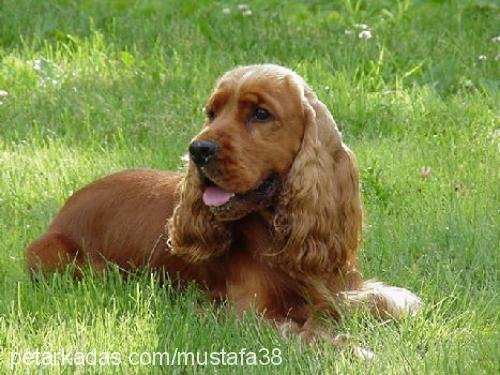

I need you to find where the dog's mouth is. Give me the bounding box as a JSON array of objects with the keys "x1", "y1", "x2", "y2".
[{"x1": 200, "y1": 173, "x2": 281, "y2": 219}]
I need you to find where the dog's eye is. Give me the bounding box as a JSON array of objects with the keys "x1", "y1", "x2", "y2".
[
  {"x1": 250, "y1": 107, "x2": 272, "y2": 122},
  {"x1": 206, "y1": 108, "x2": 216, "y2": 121}
]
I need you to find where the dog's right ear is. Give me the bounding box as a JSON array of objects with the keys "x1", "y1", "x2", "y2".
[{"x1": 167, "y1": 162, "x2": 231, "y2": 262}]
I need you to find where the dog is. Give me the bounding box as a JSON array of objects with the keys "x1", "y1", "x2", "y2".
[{"x1": 25, "y1": 64, "x2": 422, "y2": 347}]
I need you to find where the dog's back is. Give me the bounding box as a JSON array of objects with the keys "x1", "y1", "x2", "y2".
[{"x1": 25, "y1": 169, "x2": 181, "y2": 273}]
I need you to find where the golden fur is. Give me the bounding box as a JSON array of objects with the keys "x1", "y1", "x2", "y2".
[{"x1": 25, "y1": 64, "x2": 421, "y2": 348}]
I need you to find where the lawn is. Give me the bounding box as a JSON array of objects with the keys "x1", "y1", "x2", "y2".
[{"x1": 0, "y1": 0, "x2": 498, "y2": 373}]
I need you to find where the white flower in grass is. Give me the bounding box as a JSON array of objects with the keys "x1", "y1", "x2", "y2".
[
  {"x1": 495, "y1": 54, "x2": 500, "y2": 61},
  {"x1": 478, "y1": 55, "x2": 487, "y2": 61},
  {"x1": 344, "y1": 29, "x2": 354, "y2": 35},
  {"x1": 354, "y1": 23, "x2": 369, "y2": 30},
  {"x1": 358, "y1": 30, "x2": 372, "y2": 40},
  {"x1": 238, "y1": 4, "x2": 249, "y2": 11},
  {"x1": 0, "y1": 90, "x2": 8, "y2": 97},
  {"x1": 242, "y1": 9, "x2": 252, "y2": 17},
  {"x1": 491, "y1": 36, "x2": 500, "y2": 43},
  {"x1": 222, "y1": 7, "x2": 230, "y2": 15},
  {"x1": 419, "y1": 166, "x2": 431, "y2": 180},
  {"x1": 33, "y1": 59, "x2": 43, "y2": 71}
]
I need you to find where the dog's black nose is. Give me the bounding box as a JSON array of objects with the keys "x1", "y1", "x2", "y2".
[{"x1": 189, "y1": 140, "x2": 220, "y2": 166}]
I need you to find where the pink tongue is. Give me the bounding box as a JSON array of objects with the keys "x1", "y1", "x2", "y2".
[{"x1": 203, "y1": 186, "x2": 233, "y2": 206}]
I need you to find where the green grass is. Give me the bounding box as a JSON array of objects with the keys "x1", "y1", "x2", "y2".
[{"x1": 0, "y1": 0, "x2": 498, "y2": 373}]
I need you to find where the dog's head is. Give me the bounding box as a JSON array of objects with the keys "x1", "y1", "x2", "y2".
[
  {"x1": 168, "y1": 64, "x2": 362, "y2": 273},
  {"x1": 189, "y1": 65, "x2": 305, "y2": 220}
]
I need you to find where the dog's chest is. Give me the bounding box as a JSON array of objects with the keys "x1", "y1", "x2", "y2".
[{"x1": 225, "y1": 214, "x2": 302, "y2": 317}]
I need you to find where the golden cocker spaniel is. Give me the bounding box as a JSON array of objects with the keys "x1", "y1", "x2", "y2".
[{"x1": 25, "y1": 64, "x2": 421, "y2": 345}]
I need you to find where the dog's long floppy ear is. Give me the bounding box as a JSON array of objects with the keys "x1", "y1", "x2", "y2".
[
  {"x1": 167, "y1": 162, "x2": 231, "y2": 262},
  {"x1": 271, "y1": 77, "x2": 363, "y2": 274}
]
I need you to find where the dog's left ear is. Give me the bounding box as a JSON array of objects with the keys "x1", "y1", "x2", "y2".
[
  {"x1": 167, "y1": 162, "x2": 231, "y2": 262},
  {"x1": 271, "y1": 76, "x2": 363, "y2": 274}
]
